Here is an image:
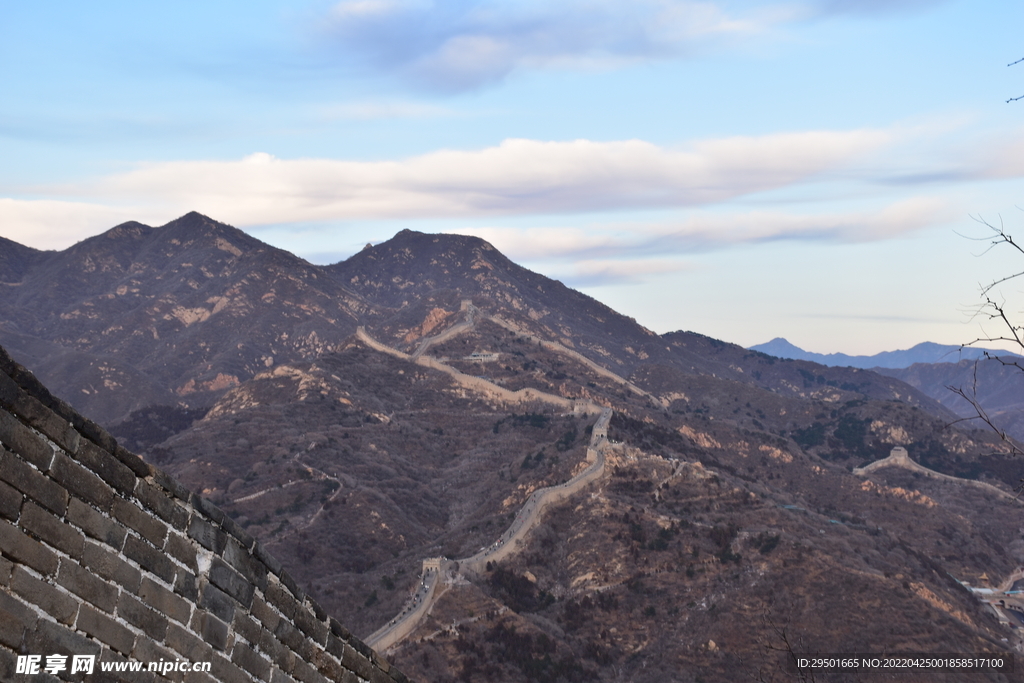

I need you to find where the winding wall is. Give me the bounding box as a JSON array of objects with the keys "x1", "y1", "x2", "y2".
[
  {"x1": 360, "y1": 305, "x2": 618, "y2": 653},
  {"x1": 854, "y1": 446, "x2": 1022, "y2": 503}
]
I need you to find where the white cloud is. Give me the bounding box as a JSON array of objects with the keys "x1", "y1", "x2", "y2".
[
  {"x1": 449, "y1": 196, "x2": 950, "y2": 285},
  {"x1": 0, "y1": 199, "x2": 156, "y2": 251},
  {"x1": 323, "y1": 0, "x2": 768, "y2": 91},
  {"x1": 44, "y1": 130, "x2": 888, "y2": 229},
  {"x1": 318, "y1": 0, "x2": 946, "y2": 92}
]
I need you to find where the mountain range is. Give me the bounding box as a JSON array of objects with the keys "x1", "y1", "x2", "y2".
[
  {"x1": 2, "y1": 212, "x2": 1022, "y2": 682},
  {"x1": 748, "y1": 337, "x2": 1014, "y2": 369},
  {"x1": 752, "y1": 337, "x2": 1024, "y2": 443}
]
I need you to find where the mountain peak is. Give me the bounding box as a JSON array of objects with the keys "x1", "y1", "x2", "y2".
[{"x1": 748, "y1": 337, "x2": 1011, "y2": 369}]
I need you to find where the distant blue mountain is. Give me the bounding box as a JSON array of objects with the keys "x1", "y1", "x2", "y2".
[{"x1": 748, "y1": 337, "x2": 1014, "y2": 369}]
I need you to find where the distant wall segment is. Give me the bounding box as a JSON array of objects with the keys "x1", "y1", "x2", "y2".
[{"x1": 0, "y1": 345, "x2": 408, "y2": 683}]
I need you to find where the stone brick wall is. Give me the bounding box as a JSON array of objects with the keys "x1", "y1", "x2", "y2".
[{"x1": 0, "y1": 344, "x2": 408, "y2": 683}]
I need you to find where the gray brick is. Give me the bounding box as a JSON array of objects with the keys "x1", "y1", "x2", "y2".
[
  {"x1": 187, "y1": 515, "x2": 225, "y2": 553},
  {"x1": 280, "y1": 570, "x2": 305, "y2": 603},
  {"x1": 76, "y1": 439, "x2": 135, "y2": 494},
  {"x1": 0, "y1": 553, "x2": 12, "y2": 585},
  {"x1": 0, "y1": 588, "x2": 37, "y2": 649},
  {"x1": 0, "y1": 478, "x2": 22, "y2": 521},
  {"x1": 294, "y1": 603, "x2": 328, "y2": 645},
  {"x1": 266, "y1": 580, "x2": 300, "y2": 622},
  {"x1": 83, "y1": 539, "x2": 142, "y2": 593},
  {"x1": 184, "y1": 669, "x2": 219, "y2": 683},
  {"x1": 369, "y1": 667, "x2": 395, "y2": 683},
  {"x1": 228, "y1": 611, "x2": 257, "y2": 646},
  {"x1": 232, "y1": 640, "x2": 271, "y2": 681},
  {"x1": 135, "y1": 478, "x2": 189, "y2": 530},
  {"x1": 131, "y1": 639, "x2": 181, "y2": 681},
  {"x1": 151, "y1": 467, "x2": 192, "y2": 503},
  {"x1": 113, "y1": 496, "x2": 168, "y2": 546},
  {"x1": 310, "y1": 648, "x2": 347, "y2": 683},
  {"x1": 57, "y1": 557, "x2": 119, "y2": 612},
  {"x1": 199, "y1": 581, "x2": 237, "y2": 623},
  {"x1": 0, "y1": 647, "x2": 17, "y2": 683},
  {"x1": 1, "y1": 378, "x2": 81, "y2": 456},
  {"x1": 341, "y1": 642, "x2": 377, "y2": 682},
  {"x1": 309, "y1": 597, "x2": 327, "y2": 622},
  {"x1": 292, "y1": 658, "x2": 330, "y2": 683},
  {"x1": 295, "y1": 636, "x2": 319, "y2": 665},
  {"x1": 211, "y1": 652, "x2": 254, "y2": 683},
  {"x1": 19, "y1": 499, "x2": 85, "y2": 559},
  {"x1": 77, "y1": 418, "x2": 118, "y2": 456},
  {"x1": 67, "y1": 497, "x2": 127, "y2": 549},
  {"x1": 100, "y1": 647, "x2": 158, "y2": 683},
  {"x1": 270, "y1": 668, "x2": 300, "y2": 683},
  {"x1": 223, "y1": 536, "x2": 267, "y2": 591},
  {"x1": 252, "y1": 594, "x2": 281, "y2": 633},
  {"x1": 49, "y1": 451, "x2": 114, "y2": 510},
  {"x1": 0, "y1": 518, "x2": 59, "y2": 575},
  {"x1": 346, "y1": 634, "x2": 374, "y2": 660},
  {"x1": 329, "y1": 617, "x2": 351, "y2": 641},
  {"x1": 222, "y1": 515, "x2": 254, "y2": 551},
  {"x1": 140, "y1": 576, "x2": 192, "y2": 625},
  {"x1": 76, "y1": 603, "x2": 136, "y2": 655},
  {"x1": 261, "y1": 630, "x2": 295, "y2": 672},
  {"x1": 371, "y1": 651, "x2": 393, "y2": 675},
  {"x1": 0, "y1": 408, "x2": 54, "y2": 469},
  {"x1": 209, "y1": 557, "x2": 254, "y2": 608},
  {"x1": 113, "y1": 443, "x2": 151, "y2": 478},
  {"x1": 124, "y1": 534, "x2": 176, "y2": 583},
  {"x1": 191, "y1": 610, "x2": 229, "y2": 651},
  {"x1": 10, "y1": 565, "x2": 79, "y2": 624},
  {"x1": 118, "y1": 590, "x2": 168, "y2": 640},
  {"x1": 3, "y1": 364, "x2": 56, "y2": 411},
  {"x1": 165, "y1": 622, "x2": 213, "y2": 662},
  {"x1": 165, "y1": 531, "x2": 198, "y2": 569},
  {"x1": 0, "y1": 448, "x2": 68, "y2": 515},
  {"x1": 190, "y1": 493, "x2": 226, "y2": 524},
  {"x1": 274, "y1": 619, "x2": 304, "y2": 652},
  {"x1": 175, "y1": 567, "x2": 200, "y2": 602},
  {"x1": 254, "y1": 540, "x2": 284, "y2": 576},
  {"x1": 26, "y1": 616, "x2": 101, "y2": 660},
  {"x1": 325, "y1": 634, "x2": 345, "y2": 660}
]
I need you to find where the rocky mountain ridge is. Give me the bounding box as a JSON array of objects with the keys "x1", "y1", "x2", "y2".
[{"x1": 3, "y1": 213, "x2": 1022, "y2": 682}]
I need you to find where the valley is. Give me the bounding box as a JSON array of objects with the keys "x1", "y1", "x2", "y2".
[{"x1": 1, "y1": 213, "x2": 1023, "y2": 682}]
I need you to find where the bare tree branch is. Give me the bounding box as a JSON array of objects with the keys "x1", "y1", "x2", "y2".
[
  {"x1": 945, "y1": 360, "x2": 1024, "y2": 458},
  {"x1": 755, "y1": 603, "x2": 816, "y2": 683},
  {"x1": 951, "y1": 219, "x2": 1024, "y2": 492},
  {"x1": 1010, "y1": 58, "x2": 1024, "y2": 102}
]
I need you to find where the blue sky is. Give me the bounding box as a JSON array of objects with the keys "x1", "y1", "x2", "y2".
[{"x1": 3, "y1": 0, "x2": 1024, "y2": 354}]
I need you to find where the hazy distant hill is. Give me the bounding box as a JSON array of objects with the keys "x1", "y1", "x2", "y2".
[
  {"x1": 752, "y1": 338, "x2": 1024, "y2": 443},
  {"x1": 1, "y1": 213, "x2": 1020, "y2": 682},
  {"x1": 749, "y1": 336, "x2": 1009, "y2": 369},
  {"x1": 876, "y1": 359, "x2": 1024, "y2": 444}
]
